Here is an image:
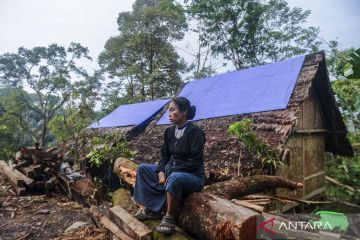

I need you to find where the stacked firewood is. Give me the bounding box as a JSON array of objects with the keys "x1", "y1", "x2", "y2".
[{"x1": 0, "y1": 146, "x2": 100, "y2": 206}]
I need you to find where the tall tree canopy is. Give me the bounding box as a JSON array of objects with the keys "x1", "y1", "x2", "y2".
[
  {"x1": 0, "y1": 88, "x2": 35, "y2": 159},
  {"x1": 186, "y1": 0, "x2": 322, "y2": 70},
  {"x1": 0, "y1": 43, "x2": 93, "y2": 147},
  {"x1": 331, "y1": 48, "x2": 360, "y2": 140},
  {"x1": 99, "y1": 0, "x2": 187, "y2": 112}
]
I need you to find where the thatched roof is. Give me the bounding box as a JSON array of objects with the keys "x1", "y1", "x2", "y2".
[{"x1": 127, "y1": 52, "x2": 353, "y2": 180}]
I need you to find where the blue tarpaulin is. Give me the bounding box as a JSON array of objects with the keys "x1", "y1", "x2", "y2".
[
  {"x1": 89, "y1": 99, "x2": 170, "y2": 128},
  {"x1": 157, "y1": 55, "x2": 305, "y2": 125}
]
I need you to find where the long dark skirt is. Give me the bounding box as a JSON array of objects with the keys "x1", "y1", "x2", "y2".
[{"x1": 133, "y1": 163, "x2": 205, "y2": 212}]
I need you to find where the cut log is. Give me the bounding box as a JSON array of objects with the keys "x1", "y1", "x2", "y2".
[
  {"x1": 114, "y1": 158, "x2": 304, "y2": 240},
  {"x1": 109, "y1": 206, "x2": 152, "y2": 240},
  {"x1": 178, "y1": 193, "x2": 257, "y2": 240},
  {"x1": 0, "y1": 160, "x2": 25, "y2": 188},
  {"x1": 113, "y1": 157, "x2": 137, "y2": 187},
  {"x1": 90, "y1": 205, "x2": 133, "y2": 240}
]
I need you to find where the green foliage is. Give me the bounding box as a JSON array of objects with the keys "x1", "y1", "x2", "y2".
[
  {"x1": 326, "y1": 156, "x2": 360, "y2": 204},
  {"x1": 326, "y1": 47, "x2": 360, "y2": 203},
  {"x1": 99, "y1": 0, "x2": 187, "y2": 111},
  {"x1": 86, "y1": 134, "x2": 134, "y2": 168},
  {"x1": 228, "y1": 119, "x2": 284, "y2": 174},
  {"x1": 328, "y1": 47, "x2": 360, "y2": 79},
  {"x1": 332, "y1": 79, "x2": 360, "y2": 132},
  {"x1": 343, "y1": 49, "x2": 360, "y2": 79},
  {"x1": 186, "y1": 0, "x2": 323, "y2": 70},
  {"x1": 49, "y1": 107, "x2": 94, "y2": 143},
  {"x1": 0, "y1": 43, "x2": 93, "y2": 147},
  {"x1": 331, "y1": 48, "x2": 360, "y2": 135},
  {"x1": 0, "y1": 87, "x2": 38, "y2": 159}
]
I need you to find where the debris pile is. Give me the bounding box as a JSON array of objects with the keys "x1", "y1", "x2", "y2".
[{"x1": 0, "y1": 146, "x2": 100, "y2": 205}]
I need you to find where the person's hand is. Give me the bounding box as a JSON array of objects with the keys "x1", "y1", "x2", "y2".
[{"x1": 158, "y1": 172, "x2": 166, "y2": 185}]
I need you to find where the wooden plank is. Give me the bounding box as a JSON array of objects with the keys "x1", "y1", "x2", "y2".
[
  {"x1": 90, "y1": 205, "x2": 133, "y2": 240},
  {"x1": 325, "y1": 176, "x2": 355, "y2": 192},
  {"x1": 33, "y1": 164, "x2": 41, "y2": 174},
  {"x1": 304, "y1": 171, "x2": 325, "y2": 181},
  {"x1": 232, "y1": 199, "x2": 264, "y2": 212},
  {"x1": 0, "y1": 160, "x2": 25, "y2": 187},
  {"x1": 294, "y1": 129, "x2": 346, "y2": 134},
  {"x1": 12, "y1": 160, "x2": 29, "y2": 170},
  {"x1": 109, "y1": 206, "x2": 152, "y2": 240},
  {"x1": 22, "y1": 166, "x2": 35, "y2": 178},
  {"x1": 13, "y1": 168, "x2": 35, "y2": 188},
  {"x1": 15, "y1": 187, "x2": 26, "y2": 196},
  {"x1": 43, "y1": 167, "x2": 52, "y2": 175}
]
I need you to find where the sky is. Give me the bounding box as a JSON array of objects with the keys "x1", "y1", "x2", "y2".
[{"x1": 0, "y1": 0, "x2": 359, "y2": 75}]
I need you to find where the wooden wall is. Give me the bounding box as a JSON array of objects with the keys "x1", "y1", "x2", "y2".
[{"x1": 277, "y1": 85, "x2": 326, "y2": 205}]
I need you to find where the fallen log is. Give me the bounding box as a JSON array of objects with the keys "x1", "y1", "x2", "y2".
[
  {"x1": 205, "y1": 175, "x2": 303, "y2": 199},
  {"x1": 114, "y1": 157, "x2": 304, "y2": 240},
  {"x1": 90, "y1": 205, "x2": 133, "y2": 240},
  {"x1": 178, "y1": 192, "x2": 257, "y2": 240}
]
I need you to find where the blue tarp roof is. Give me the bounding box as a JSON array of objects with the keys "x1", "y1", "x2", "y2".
[
  {"x1": 89, "y1": 99, "x2": 170, "y2": 128},
  {"x1": 157, "y1": 55, "x2": 305, "y2": 125}
]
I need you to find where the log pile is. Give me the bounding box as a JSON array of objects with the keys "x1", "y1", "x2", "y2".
[{"x1": 0, "y1": 146, "x2": 100, "y2": 206}]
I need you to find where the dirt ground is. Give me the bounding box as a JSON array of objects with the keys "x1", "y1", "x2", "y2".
[{"x1": 0, "y1": 174, "x2": 107, "y2": 240}]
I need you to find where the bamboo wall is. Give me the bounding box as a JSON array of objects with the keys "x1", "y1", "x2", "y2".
[{"x1": 277, "y1": 85, "x2": 326, "y2": 205}]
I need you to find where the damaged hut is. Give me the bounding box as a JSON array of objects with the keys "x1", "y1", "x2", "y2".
[
  {"x1": 125, "y1": 51, "x2": 353, "y2": 206},
  {"x1": 86, "y1": 51, "x2": 353, "y2": 208}
]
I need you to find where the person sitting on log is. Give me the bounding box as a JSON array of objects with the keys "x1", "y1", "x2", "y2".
[{"x1": 133, "y1": 96, "x2": 206, "y2": 235}]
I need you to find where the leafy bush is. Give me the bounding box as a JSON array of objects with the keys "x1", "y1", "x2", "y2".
[
  {"x1": 326, "y1": 155, "x2": 360, "y2": 204},
  {"x1": 86, "y1": 134, "x2": 134, "y2": 168}
]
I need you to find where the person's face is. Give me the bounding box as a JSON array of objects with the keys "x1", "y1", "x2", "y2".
[{"x1": 168, "y1": 101, "x2": 187, "y2": 124}]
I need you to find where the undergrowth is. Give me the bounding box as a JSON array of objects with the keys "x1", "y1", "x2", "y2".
[{"x1": 325, "y1": 155, "x2": 360, "y2": 204}]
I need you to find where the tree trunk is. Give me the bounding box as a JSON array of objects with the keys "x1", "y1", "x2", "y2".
[
  {"x1": 205, "y1": 175, "x2": 303, "y2": 200},
  {"x1": 113, "y1": 158, "x2": 303, "y2": 240},
  {"x1": 41, "y1": 117, "x2": 48, "y2": 148}
]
